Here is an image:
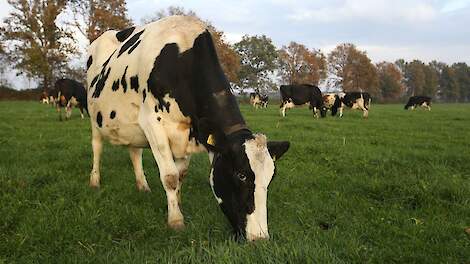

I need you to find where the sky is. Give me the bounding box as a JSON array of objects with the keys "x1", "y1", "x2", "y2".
[{"x1": 1, "y1": 0, "x2": 470, "y2": 89}]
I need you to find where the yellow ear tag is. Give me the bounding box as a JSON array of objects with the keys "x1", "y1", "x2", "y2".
[{"x1": 207, "y1": 134, "x2": 215, "y2": 146}]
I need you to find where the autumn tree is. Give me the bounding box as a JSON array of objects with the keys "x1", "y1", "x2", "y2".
[
  {"x1": 141, "y1": 6, "x2": 196, "y2": 24},
  {"x1": 328, "y1": 43, "x2": 378, "y2": 96},
  {"x1": 451, "y1": 63, "x2": 470, "y2": 102},
  {"x1": 0, "y1": 42, "x2": 10, "y2": 87},
  {"x1": 142, "y1": 6, "x2": 240, "y2": 83},
  {"x1": 234, "y1": 35, "x2": 278, "y2": 93},
  {"x1": 376, "y1": 62, "x2": 404, "y2": 101},
  {"x1": 69, "y1": 0, "x2": 132, "y2": 43},
  {"x1": 440, "y1": 66, "x2": 460, "y2": 102},
  {"x1": 1, "y1": 0, "x2": 76, "y2": 91},
  {"x1": 404, "y1": 60, "x2": 426, "y2": 96},
  {"x1": 278, "y1": 41, "x2": 326, "y2": 86},
  {"x1": 423, "y1": 65, "x2": 439, "y2": 98}
]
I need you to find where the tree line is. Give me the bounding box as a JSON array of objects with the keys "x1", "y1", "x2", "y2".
[{"x1": 0, "y1": 2, "x2": 469, "y2": 103}]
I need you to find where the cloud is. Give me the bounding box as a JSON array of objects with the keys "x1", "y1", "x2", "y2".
[
  {"x1": 441, "y1": 0, "x2": 470, "y2": 12},
  {"x1": 287, "y1": 0, "x2": 438, "y2": 23}
]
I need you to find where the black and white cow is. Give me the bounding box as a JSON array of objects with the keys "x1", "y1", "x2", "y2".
[
  {"x1": 279, "y1": 84, "x2": 323, "y2": 117},
  {"x1": 325, "y1": 92, "x2": 371, "y2": 118},
  {"x1": 54, "y1": 78, "x2": 89, "y2": 120},
  {"x1": 320, "y1": 93, "x2": 341, "y2": 117},
  {"x1": 249, "y1": 92, "x2": 268, "y2": 109},
  {"x1": 404, "y1": 96, "x2": 432, "y2": 111},
  {"x1": 87, "y1": 16, "x2": 290, "y2": 241}
]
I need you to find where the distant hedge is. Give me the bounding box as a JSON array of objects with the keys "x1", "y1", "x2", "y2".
[{"x1": 0, "y1": 86, "x2": 42, "y2": 101}]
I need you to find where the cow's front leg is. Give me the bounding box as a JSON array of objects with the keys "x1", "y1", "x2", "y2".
[
  {"x1": 89, "y1": 126, "x2": 103, "y2": 188},
  {"x1": 129, "y1": 147, "x2": 151, "y2": 192},
  {"x1": 280, "y1": 104, "x2": 287, "y2": 117},
  {"x1": 175, "y1": 156, "x2": 190, "y2": 204},
  {"x1": 139, "y1": 115, "x2": 184, "y2": 230}
]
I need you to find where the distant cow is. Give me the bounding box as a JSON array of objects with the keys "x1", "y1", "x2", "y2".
[
  {"x1": 279, "y1": 84, "x2": 323, "y2": 117},
  {"x1": 54, "y1": 78, "x2": 88, "y2": 120},
  {"x1": 86, "y1": 16, "x2": 290, "y2": 241},
  {"x1": 40, "y1": 91, "x2": 49, "y2": 104},
  {"x1": 405, "y1": 96, "x2": 431, "y2": 111},
  {"x1": 320, "y1": 93, "x2": 342, "y2": 117},
  {"x1": 334, "y1": 92, "x2": 371, "y2": 118},
  {"x1": 249, "y1": 92, "x2": 268, "y2": 109}
]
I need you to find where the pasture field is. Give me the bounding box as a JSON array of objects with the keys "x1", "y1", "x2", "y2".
[{"x1": 0, "y1": 101, "x2": 469, "y2": 263}]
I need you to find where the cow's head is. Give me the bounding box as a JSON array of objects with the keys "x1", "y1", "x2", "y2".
[{"x1": 209, "y1": 132, "x2": 289, "y2": 241}]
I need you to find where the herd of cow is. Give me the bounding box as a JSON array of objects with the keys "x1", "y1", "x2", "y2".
[
  {"x1": 37, "y1": 16, "x2": 433, "y2": 242},
  {"x1": 249, "y1": 84, "x2": 432, "y2": 119}
]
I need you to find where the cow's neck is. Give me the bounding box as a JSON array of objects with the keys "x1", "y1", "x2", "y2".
[{"x1": 189, "y1": 30, "x2": 249, "y2": 149}]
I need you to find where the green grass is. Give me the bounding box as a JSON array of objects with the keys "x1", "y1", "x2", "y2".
[{"x1": 1, "y1": 101, "x2": 469, "y2": 263}]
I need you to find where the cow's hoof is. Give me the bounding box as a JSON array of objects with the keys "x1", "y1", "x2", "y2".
[
  {"x1": 168, "y1": 219, "x2": 185, "y2": 230},
  {"x1": 89, "y1": 179, "x2": 100, "y2": 189},
  {"x1": 137, "y1": 183, "x2": 151, "y2": 192}
]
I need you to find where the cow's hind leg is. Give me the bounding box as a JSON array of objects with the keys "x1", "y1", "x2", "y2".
[
  {"x1": 129, "y1": 147, "x2": 151, "y2": 192},
  {"x1": 139, "y1": 113, "x2": 184, "y2": 230},
  {"x1": 175, "y1": 157, "x2": 190, "y2": 204},
  {"x1": 89, "y1": 127, "x2": 103, "y2": 188}
]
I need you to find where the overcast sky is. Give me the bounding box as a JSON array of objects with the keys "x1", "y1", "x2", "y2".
[{"x1": 1, "y1": 0, "x2": 469, "y2": 89}]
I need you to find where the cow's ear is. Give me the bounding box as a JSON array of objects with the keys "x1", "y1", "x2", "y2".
[{"x1": 267, "y1": 141, "x2": 290, "y2": 161}]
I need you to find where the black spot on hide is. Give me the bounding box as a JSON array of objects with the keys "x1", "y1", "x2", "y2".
[
  {"x1": 116, "y1": 27, "x2": 135, "y2": 42},
  {"x1": 112, "y1": 80, "x2": 119, "y2": 91},
  {"x1": 110, "y1": 111, "x2": 116, "y2": 119},
  {"x1": 157, "y1": 116, "x2": 161, "y2": 121},
  {"x1": 91, "y1": 51, "x2": 116, "y2": 98},
  {"x1": 92, "y1": 67, "x2": 111, "y2": 98},
  {"x1": 130, "y1": 75, "x2": 139, "y2": 93},
  {"x1": 118, "y1": 30, "x2": 145, "y2": 58},
  {"x1": 128, "y1": 40, "x2": 141, "y2": 55},
  {"x1": 143, "y1": 89, "x2": 146, "y2": 102},
  {"x1": 87, "y1": 56, "x2": 93, "y2": 70},
  {"x1": 121, "y1": 66, "x2": 128, "y2": 93},
  {"x1": 97, "y1": 112, "x2": 103, "y2": 127}
]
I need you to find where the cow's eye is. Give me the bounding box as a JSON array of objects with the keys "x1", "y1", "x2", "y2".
[{"x1": 236, "y1": 172, "x2": 246, "y2": 181}]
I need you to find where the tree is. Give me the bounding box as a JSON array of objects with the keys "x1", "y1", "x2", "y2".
[
  {"x1": 404, "y1": 60, "x2": 426, "y2": 96},
  {"x1": 278, "y1": 41, "x2": 326, "y2": 86},
  {"x1": 234, "y1": 35, "x2": 278, "y2": 93},
  {"x1": 328, "y1": 43, "x2": 378, "y2": 96},
  {"x1": 452, "y1": 63, "x2": 470, "y2": 102},
  {"x1": 142, "y1": 6, "x2": 240, "y2": 83},
  {"x1": 0, "y1": 42, "x2": 10, "y2": 87},
  {"x1": 423, "y1": 64, "x2": 439, "y2": 98},
  {"x1": 2, "y1": 0, "x2": 76, "y2": 91},
  {"x1": 376, "y1": 62, "x2": 404, "y2": 101},
  {"x1": 440, "y1": 66, "x2": 460, "y2": 102},
  {"x1": 141, "y1": 6, "x2": 196, "y2": 24},
  {"x1": 69, "y1": 0, "x2": 132, "y2": 43}
]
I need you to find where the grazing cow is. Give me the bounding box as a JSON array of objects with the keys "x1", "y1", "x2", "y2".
[
  {"x1": 54, "y1": 78, "x2": 89, "y2": 120},
  {"x1": 329, "y1": 92, "x2": 371, "y2": 118},
  {"x1": 405, "y1": 96, "x2": 432, "y2": 111},
  {"x1": 87, "y1": 16, "x2": 290, "y2": 241},
  {"x1": 40, "y1": 91, "x2": 49, "y2": 104},
  {"x1": 249, "y1": 92, "x2": 268, "y2": 109},
  {"x1": 279, "y1": 84, "x2": 323, "y2": 117},
  {"x1": 320, "y1": 93, "x2": 343, "y2": 117}
]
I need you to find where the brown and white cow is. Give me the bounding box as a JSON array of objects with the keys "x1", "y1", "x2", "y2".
[
  {"x1": 86, "y1": 16, "x2": 289, "y2": 241},
  {"x1": 321, "y1": 92, "x2": 371, "y2": 118}
]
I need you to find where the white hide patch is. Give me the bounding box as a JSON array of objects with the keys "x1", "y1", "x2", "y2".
[
  {"x1": 243, "y1": 134, "x2": 274, "y2": 241},
  {"x1": 323, "y1": 94, "x2": 336, "y2": 108}
]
